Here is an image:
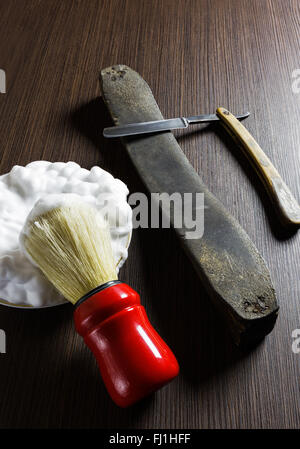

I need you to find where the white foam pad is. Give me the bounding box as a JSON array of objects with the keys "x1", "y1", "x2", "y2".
[{"x1": 0, "y1": 161, "x2": 132, "y2": 308}]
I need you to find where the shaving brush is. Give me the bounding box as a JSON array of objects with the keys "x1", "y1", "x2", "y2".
[{"x1": 22, "y1": 197, "x2": 179, "y2": 407}]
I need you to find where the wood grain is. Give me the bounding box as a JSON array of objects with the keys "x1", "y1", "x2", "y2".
[{"x1": 0, "y1": 0, "x2": 300, "y2": 429}]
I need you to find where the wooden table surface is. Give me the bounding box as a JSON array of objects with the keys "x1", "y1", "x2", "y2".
[{"x1": 0, "y1": 0, "x2": 300, "y2": 429}]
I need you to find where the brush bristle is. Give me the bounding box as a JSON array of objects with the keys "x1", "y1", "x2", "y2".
[{"x1": 23, "y1": 202, "x2": 118, "y2": 304}]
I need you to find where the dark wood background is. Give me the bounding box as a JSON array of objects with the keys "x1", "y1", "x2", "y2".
[{"x1": 0, "y1": 0, "x2": 299, "y2": 429}]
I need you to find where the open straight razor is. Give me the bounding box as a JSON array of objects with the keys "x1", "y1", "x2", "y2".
[
  {"x1": 103, "y1": 112, "x2": 250, "y2": 138},
  {"x1": 100, "y1": 65, "x2": 278, "y2": 348}
]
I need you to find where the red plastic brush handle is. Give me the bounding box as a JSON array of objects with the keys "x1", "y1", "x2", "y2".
[{"x1": 73, "y1": 282, "x2": 179, "y2": 407}]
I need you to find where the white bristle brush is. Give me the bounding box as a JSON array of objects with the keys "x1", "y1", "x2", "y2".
[{"x1": 21, "y1": 195, "x2": 179, "y2": 407}]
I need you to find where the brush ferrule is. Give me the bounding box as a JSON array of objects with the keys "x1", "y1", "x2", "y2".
[{"x1": 75, "y1": 280, "x2": 121, "y2": 308}]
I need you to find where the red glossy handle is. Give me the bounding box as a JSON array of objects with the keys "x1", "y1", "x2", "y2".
[{"x1": 73, "y1": 283, "x2": 179, "y2": 407}]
